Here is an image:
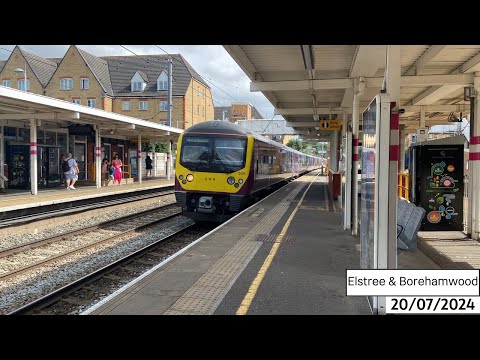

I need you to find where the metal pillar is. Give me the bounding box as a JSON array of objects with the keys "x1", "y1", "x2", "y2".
[
  {"x1": 167, "y1": 140, "x2": 172, "y2": 181},
  {"x1": 467, "y1": 112, "x2": 473, "y2": 236},
  {"x1": 30, "y1": 118, "x2": 38, "y2": 195},
  {"x1": 385, "y1": 45, "x2": 400, "y2": 271},
  {"x1": 420, "y1": 107, "x2": 426, "y2": 128},
  {"x1": 471, "y1": 74, "x2": 480, "y2": 240},
  {"x1": 95, "y1": 127, "x2": 101, "y2": 188},
  {"x1": 150, "y1": 139, "x2": 155, "y2": 177},
  {"x1": 343, "y1": 111, "x2": 352, "y2": 230},
  {"x1": 352, "y1": 77, "x2": 365, "y2": 236},
  {"x1": 330, "y1": 131, "x2": 338, "y2": 172},
  {"x1": 138, "y1": 135, "x2": 142, "y2": 184}
]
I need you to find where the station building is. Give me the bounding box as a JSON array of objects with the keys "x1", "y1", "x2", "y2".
[{"x1": 0, "y1": 46, "x2": 213, "y2": 190}]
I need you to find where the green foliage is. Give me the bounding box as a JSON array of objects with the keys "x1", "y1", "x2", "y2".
[
  {"x1": 142, "y1": 142, "x2": 168, "y2": 153},
  {"x1": 286, "y1": 139, "x2": 304, "y2": 151},
  {"x1": 287, "y1": 139, "x2": 327, "y2": 156},
  {"x1": 156, "y1": 143, "x2": 167, "y2": 153}
]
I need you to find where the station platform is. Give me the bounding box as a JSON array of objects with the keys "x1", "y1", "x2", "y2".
[
  {"x1": 0, "y1": 177, "x2": 174, "y2": 213},
  {"x1": 417, "y1": 231, "x2": 480, "y2": 269},
  {"x1": 84, "y1": 170, "x2": 438, "y2": 315}
]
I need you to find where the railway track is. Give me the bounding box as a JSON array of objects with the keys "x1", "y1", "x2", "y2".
[
  {"x1": 8, "y1": 223, "x2": 212, "y2": 315},
  {"x1": 0, "y1": 186, "x2": 174, "y2": 228},
  {"x1": 0, "y1": 203, "x2": 203, "y2": 314},
  {"x1": 0, "y1": 204, "x2": 182, "y2": 281}
]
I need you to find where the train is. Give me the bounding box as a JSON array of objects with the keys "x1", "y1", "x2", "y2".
[{"x1": 174, "y1": 120, "x2": 321, "y2": 221}]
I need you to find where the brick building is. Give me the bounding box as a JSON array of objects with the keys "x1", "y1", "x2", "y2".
[{"x1": 0, "y1": 45, "x2": 214, "y2": 129}]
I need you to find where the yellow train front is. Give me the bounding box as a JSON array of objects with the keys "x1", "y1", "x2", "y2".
[{"x1": 175, "y1": 121, "x2": 320, "y2": 221}]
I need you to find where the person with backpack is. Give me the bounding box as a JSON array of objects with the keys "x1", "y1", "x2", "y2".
[{"x1": 63, "y1": 152, "x2": 79, "y2": 190}]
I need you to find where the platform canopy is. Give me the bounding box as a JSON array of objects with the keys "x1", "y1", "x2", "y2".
[
  {"x1": 224, "y1": 45, "x2": 478, "y2": 135},
  {"x1": 0, "y1": 86, "x2": 182, "y2": 140}
]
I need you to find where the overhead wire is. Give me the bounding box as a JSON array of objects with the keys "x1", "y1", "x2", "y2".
[{"x1": 153, "y1": 45, "x2": 270, "y2": 114}]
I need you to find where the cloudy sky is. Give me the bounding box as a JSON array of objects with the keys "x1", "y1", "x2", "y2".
[{"x1": 0, "y1": 45, "x2": 276, "y2": 119}]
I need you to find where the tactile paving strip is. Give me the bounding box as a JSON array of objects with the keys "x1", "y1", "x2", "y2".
[
  {"x1": 256, "y1": 234, "x2": 296, "y2": 245},
  {"x1": 163, "y1": 176, "x2": 310, "y2": 315}
]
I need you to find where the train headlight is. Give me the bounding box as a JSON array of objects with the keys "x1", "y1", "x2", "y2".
[
  {"x1": 186, "y1": 174, "x2": 194, "y2": 182},
  {"x1": 179, "y1": 175, "x2": 184, "y2": 180},
  {"x1": 182, "y1": 180, "x2": 187, "y2": 184},
  {"x1": 234, "y1": 183, "x2": 239, "y2": 188},
  {"x1": 238, "y1": 179, "x2": 243, "y2": 184},
  {"x1": 227, "y1": 176, "x2": 235, "y2": 185}
]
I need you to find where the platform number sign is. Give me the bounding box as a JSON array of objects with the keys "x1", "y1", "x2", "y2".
[{"x1": 320, "y1": 120, "x2": 342, "y2": 131}]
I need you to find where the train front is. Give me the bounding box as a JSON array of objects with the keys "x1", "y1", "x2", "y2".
[{"x1": 174, "y1": 121, "x2": 253, "y2": 221}]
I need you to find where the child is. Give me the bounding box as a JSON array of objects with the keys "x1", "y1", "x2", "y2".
[{"x1": 102, "y1": 158, "x2": 110, "y2": 186}]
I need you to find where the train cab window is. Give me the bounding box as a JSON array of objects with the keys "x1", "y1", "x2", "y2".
[{"x1": 180, "y1": 135, "x2": 247, "y2": 173}]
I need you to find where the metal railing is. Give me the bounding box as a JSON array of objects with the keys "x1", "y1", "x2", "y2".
[
  {"x1": 398, "y1": 173, "x2": 409, "y2": 200},
  {"x1": 88, "y1": 162, "x2": 132, "y2": 181}
]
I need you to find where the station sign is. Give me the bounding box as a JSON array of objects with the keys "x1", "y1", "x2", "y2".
[{"x1": 320, "y1": 120, "x2": 342, "y2": 131}]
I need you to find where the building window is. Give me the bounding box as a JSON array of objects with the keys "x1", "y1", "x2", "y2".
[
  {"x1": 139, "y1": 101, "x2": 148, "y2": 111},
  {"x1": 2, "y1": 80, "x2": 11, "y2": 87},
  {"x1": 157, "y1": 72, "x2": 168, "y2": 90},
  {"x1": 87, "y1": 99, "x2": 96, "y2": 108},
  {"x1": 18, "y1": 79, "x2": 30, "y2": 91},
  {"x1": 197, "y1": 105, "x2": 200, "y2": 114},
  {"x1": 132, "y1": 81, "x2": 143, "y2": 92},
  {"x1": 80, "y1": 78, "x2": 89, "y2": 90},
  {"x1": 60, "y1": 78, "x2": 73, "y2": 90},
  {"x1": 160, "y1": 101, "x2": 168, "y2": 111},
  {"x1": 122, "y1": 101, "x2": 131, "y2": 111},
  {"x1": 72, "y1": 99, "x2": 81, "y2": 105}
]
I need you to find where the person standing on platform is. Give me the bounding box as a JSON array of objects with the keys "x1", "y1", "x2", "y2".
[
  {"x1": 101, "y1": 158, "x2": 110, "y2": 187},
  {"x1": 145, "y1": 155, "x2": 153, "y2": 178},
  {"x1": 63, "y1": 152, "x2": 79, "y2": 190},
  {"x1": 112, "y1": 154, "x2": 123, "y2": 186}
]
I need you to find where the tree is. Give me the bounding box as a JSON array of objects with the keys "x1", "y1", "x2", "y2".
[
  {"x1": 286, "y1": 139, "x2": 304, "y2": 151},
  {"x1": 143, "y1": 142, "x2": 167, "y2": 153}
]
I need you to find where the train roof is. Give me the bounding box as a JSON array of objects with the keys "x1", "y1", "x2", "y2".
[{"x1": 184, "y1": 121, "x2": 319, "y2": 158}]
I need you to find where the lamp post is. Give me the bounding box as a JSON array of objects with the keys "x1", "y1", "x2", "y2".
[{"x1": 14, "y1": 61, "x2": 27, "y2": 91}]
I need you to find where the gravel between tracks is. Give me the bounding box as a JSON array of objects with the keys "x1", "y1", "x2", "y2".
[
  {"x1": 0, "y1": 194, "x2": 176, "y2": 250},
  {"x1": 0, "y1": 215, "x2": 194, "y2": 314}
]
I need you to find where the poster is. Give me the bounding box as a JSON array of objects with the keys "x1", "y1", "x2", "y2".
[{"x1": 420, "y1": 145, "x2": 464, "y2": 231}]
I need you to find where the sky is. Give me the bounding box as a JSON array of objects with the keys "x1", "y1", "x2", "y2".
[{"x1": 0, "y1": 45, "x2": 276, "y2": 119}]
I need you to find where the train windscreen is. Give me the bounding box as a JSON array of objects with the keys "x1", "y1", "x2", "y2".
[{"x1": 180, "y1": 135, "x2": 247, "y2": 173}]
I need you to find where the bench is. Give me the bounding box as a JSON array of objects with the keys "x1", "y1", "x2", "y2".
[{"x1": 397, "y1": 198, "x2": 426, "y2": 252}]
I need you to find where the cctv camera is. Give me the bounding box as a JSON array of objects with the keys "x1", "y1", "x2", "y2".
[{"x1": 399, "y1": 109, "x2": 405, "y2": 114}]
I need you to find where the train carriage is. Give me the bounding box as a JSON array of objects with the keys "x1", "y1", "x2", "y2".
[{"x1": 175, "y1": 120, "x2": 321, "y2": 221}]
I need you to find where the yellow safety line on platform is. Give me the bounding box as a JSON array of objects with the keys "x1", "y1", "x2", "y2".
[{"x1": 236, "y1": 172, "x2": 320, "y2": 315}]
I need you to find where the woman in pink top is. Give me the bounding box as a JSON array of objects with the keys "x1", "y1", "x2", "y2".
[{"x1": 112, "y1": 154, "x2": 123, "y2": 186}]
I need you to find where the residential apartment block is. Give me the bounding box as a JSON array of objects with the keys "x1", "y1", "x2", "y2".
[
  {"x1": 214, "y1": 103, "x2": 264, "y2": 122},
  {"x1": 0, "y1": 45, "x2": 214, "y2": 129}
]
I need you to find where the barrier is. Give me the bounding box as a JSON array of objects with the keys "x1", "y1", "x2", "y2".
[
  {"x1": 328, "y1": 169, "x2": 341, "y2": 200},
  {"x1": 398, "y1": 172, "x2": 409, "y2": 200}
]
